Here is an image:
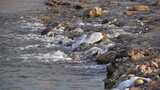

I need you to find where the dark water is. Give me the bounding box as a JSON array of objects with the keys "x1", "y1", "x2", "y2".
[{"x1": 0, "y1": 0, "x2": 105, "y2": 90}]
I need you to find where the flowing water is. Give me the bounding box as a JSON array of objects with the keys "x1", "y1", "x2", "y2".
[{"x1": 0, "y1": 0, "x2": 106, "y2": 90}]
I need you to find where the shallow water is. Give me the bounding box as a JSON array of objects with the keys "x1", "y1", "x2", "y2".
[{"x1": 0, "y1": 0, "x2": 105, "y2": 90}]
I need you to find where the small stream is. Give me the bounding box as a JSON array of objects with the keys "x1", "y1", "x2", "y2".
[{"x1": 0, "y1": 0, "x2": 106, "y2": 90}]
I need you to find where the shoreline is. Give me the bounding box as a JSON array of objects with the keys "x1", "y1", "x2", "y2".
[{"x1": 43, "y1": 0, "x2": 160, "y2": 89}]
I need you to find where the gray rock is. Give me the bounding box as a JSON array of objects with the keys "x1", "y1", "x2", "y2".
[{"x1": 85, "y1": 32, "x2": 105, "y2": 44}]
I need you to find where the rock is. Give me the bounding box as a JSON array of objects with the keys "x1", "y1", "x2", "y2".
[
  {"x1": 128, "y1": 48, "x2": 145, "y2": 61},
  {"x1": 125, "y1": 4, "x2": 150, "y2": 16},
  {"x1": 85, "y1": 47, "x2": 104, "y2": 57},
  {"x1": 129, "y1": 4, "x2": 150, "y2": 12},
  {"x1": 88, "y1": 7, "x2": 103, "y2": 17},
  {"x1": 40, "y1": 15, "x2": 51, "y2": 24},
  {"x1": 125, "y1": 11, "x2": 138, "y2": 16},
  {"x1": 133, "y1": 5, "x2": 150, "y2": 12},
  {"x1": 85, "y1": 32, "x2": 106, "y2": 44},
  {"x1": 41, "y1": 28, "x2": 55, "y2": 37},
  {"x1": 96, "y1": 51, "x2": 117, "y2": 64},
  {"x1": 134, "y1": 78, "x2": 145, "y2": 86},
  {"x1": 130, "y1": 80, "x2": 160, "y2": 90},
  {"x1": 102, "y1": 19, "x2": 109, "y2": 24},
  {"x1": 86, "y1": 45, "x2": 112, "y2": 56},
  {"x1": 71, "y1": 32, "x2": 107, "y2": 50},
  {"x1": 111, "y1": 76, "x2": 151, "y2": 90}
]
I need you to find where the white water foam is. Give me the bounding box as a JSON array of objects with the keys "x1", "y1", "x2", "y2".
[
  {"x1": 18, "y1": 17, "x2": 45, "y2": 31},
  {"x1": 19, "y1": 50, "x2": 72, "y2": 63}
]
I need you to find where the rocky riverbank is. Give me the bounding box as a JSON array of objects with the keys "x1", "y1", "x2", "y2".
[{"x1": 42, "y1": 0, "x2": 160, "y2": 89}]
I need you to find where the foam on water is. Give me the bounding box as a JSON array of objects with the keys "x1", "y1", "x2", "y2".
[
  {"x1": 19, "y1": 50, "x2": 72, "y2": 63},
  {"x1": 18, "y1": 16, "x2": 45, "y2": 31},
  {"x1": 65, "y1": 64, "x2": 106, "y2": 70},
  {"x1": 15, "y1": 34, "x2": 55, "y2": 42},
  {"x1": 17, "y1": 44, "x2": 40, "y2": 50}
]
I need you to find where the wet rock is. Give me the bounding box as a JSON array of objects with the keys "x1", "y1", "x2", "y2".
[
  {"x1": 96, "y1": 51, "x2": 117, "y2": 64},
  {"x1": 128, "y1": 48, "x2": 145, "y2": 61},
  {"x1": 85, "y1": 44, "x2": 114, "y2": 57},
  {"x1": 40, "y1": 15, "x2": 51, "y2": 24},
  {"x1": 102, "y1": 19, "x2": 109, "y2": 24},
  {"x1": 129, "y1": 80, "x2": 160, "y2": 90},
  {"x1": 85, "y1": 32, "x2": 106, "y2": 44},
  {"x1": 41, "y1": 28, "x2": 54, "y2": 37},
  {"x1": 88, "y1": 7, "x2": 103, "y2": 17},
  {"x1": 96, "y1": 44, "x2": 129, "y2": 63},
  {"x1": 125, "y1": 4, "x2": 150, "y2": 16},
  {"x1": 85, "y1": 47, "x2": 104, "y2": 57},
  {"x1": 125, "y1": 11, "x2": 138, "y2": 16},
  {"x1": 72, "y1": 32, "x2": 107, "y2": 50},
  {"x1": 111, "y1": 76, "x2": 151, "y2": 90},
  {"x1": 130, "y1": 4, "x2": 150, "y2": 12},
  {"x1": 134, "y1": 78, "x2": 145, "y2": 86}
]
